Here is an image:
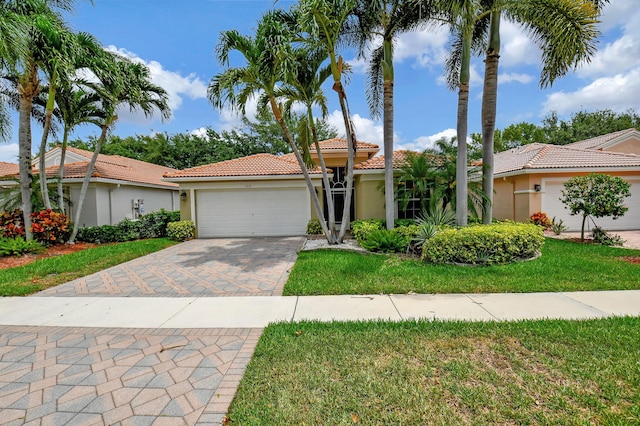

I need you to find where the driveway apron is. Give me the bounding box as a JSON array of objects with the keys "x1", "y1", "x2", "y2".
[{"x1": 0, "y1": 237, "x2": 304, "y2": 425}]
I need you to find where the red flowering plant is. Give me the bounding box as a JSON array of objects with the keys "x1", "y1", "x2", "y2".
[
  {"x1": 30, "y1": 209, "x2": 71, "y2": 245},
  {"x1": 0, "y1": 209, "x2": 25, "y2": 238},
  {"x1": 530, "y1": 211, "x2": 552, "y2": 229}
]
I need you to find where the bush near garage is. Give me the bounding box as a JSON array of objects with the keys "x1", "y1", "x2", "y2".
[
  {"x1": 351, "y1": 219, "x2": 420, "y2": 254},
  {"x1": 167, "y1": 220, "x2": 195, "y2": 241},
  {"x1": 422, "y1": 222, "x2": 544, "y2": 265},
  {"x1": 76, "y1": 209, "x2": 181, "y2": 243}
]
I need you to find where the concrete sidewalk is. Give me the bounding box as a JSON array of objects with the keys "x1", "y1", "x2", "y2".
[{"x1": 2, "y1": 290, "x2": 639, "y2": 328}]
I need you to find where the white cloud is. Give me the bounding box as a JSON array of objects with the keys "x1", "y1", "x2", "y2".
[
  {"x1": 216, "y1": 95, "x2": 259, "y2": 131},
  {"x1": 398, "y1": 128, "x2": 456, "y2": 152},
  {"x1": 499, "y1": 20, "x2": 540, "y2": 68},
  {"x1": 394, "y1": 26, "x2": 449, "y2": 68},
  {"x1": 0, "y1": 143, "x2": 19, "y2": 163},
  {"x1": 105, "y1": 46, "x2": 207, "y2": 121},
  {"x1": 498, "y1": 72, "x2": 533, "y2": 85},
  {"x1": 326, "y1": 110, "x2": 403, "y2": 155},
  {"x1": 190, "y1": 127, "x2": 208, "y2": 138},
  {"x1": 542, "y1": 69, "x2": 640, "y2": 115}
]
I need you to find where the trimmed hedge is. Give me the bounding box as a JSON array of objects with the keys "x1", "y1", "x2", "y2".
[
  {"x1": 76, "y1": 209, "x2": 180, "y2": 243},
  {"x1": 167, "y1": 220, "x2": 195, "y2": 241},
  {"x1": 422, "y1": 222, "x2": 544, "y2": 265}
]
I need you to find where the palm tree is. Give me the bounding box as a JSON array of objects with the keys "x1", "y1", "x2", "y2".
[
  {"x1": 52, "y1": 84, "x2": 104, "y2": 213},
  {"x1": 347, "y1": 0, "x2": 435, "y2": 230},
  {"x1": 275, "y1": 45, "x2": 339, "y2": 241},
  {"x1": 209, "y1": 11, "x2": 338, "y2": 243},
  {"x1": 4, "y1": 0, "x2": 77, "y2": 240},
  {"x1": 479, "y1": 0, "x2": 604, "y2": 223},
  {"x1": 37, "y1": 31, "x2": 102, "y2": 210},
  {"x1": 68, "y1": 53, "x2": 171, "y2": 243},
  {"x1": 295, "y1": 0, "x2": 358, "y2": 241}
]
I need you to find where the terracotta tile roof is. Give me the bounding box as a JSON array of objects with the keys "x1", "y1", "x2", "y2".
[
  {"x1": 493, "y1": 142, "x2": 640, "y2": 176},
  {"x1": 317, "y1": 138, "x2": 380, "y2": 151},
  {"x1": 564, "y1": 128, "x2": 637, "y2": 150},
  {"x1": 0, "y1": 162, "x2": 18, "y2": 178},
  {"x1": 164, "y1": 153, "x2": 323, "y2": 178},
  {"x1": 354, "y1": 150, "x2": 419, "y2": 169},
  {"x1": 37, "y1": 147, "x2": 178, "y2": 188}
]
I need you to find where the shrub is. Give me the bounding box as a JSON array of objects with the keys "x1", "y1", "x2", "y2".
[
  {"x1": 0, "y1": 237, "x2": 43, "y2": 257},
  {"x1": 422, "y1": 223, "x2": 544, "y2": 265},
  {"x1": 139, "y1": 209, "x2": 180, "y2": 238},
  {"x1": 306, "y1": 219, "x2": 323, "y2": 235},
  {"x1": 0, "y1": 209, "x2": 25, "y2": 238},
  {"x1": 359, "y1": 229, "x2": 407, "y2": 253},
  {"x1": 30, "y1": 209, "x2": 71, "y2": 245},
  {"x1": 167, "y1": 220, "x2": 195, "y2": 242},
  {"x1": 351, "y1": 219, "x2": 384, "y2": 244},
  {"x1": 591, "y1": 226, "x2": 625, "y2": 247},
  {"x1": 393, "y1": 219, "x2": 414, "y2": 228},
  {"x1": 530, "y1": 212, "x2": 552, "y2": 229},
  {"x1": 551, "y1": 217, "x2": 567, "y2": 235}
]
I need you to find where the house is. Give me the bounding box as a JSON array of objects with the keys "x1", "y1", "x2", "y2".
[
  {"x1": 0, "y1": 162, "x2": 18, "y2": 184},
  {"x1": 7, "y1": 147, "x2": 180, "y2": 227},
  {"x1": 491, "y1": 128, "x2": 640, "y2": 231},
  {"x1": 163, "y1": 139, "x2": 415, "y2": 238}
]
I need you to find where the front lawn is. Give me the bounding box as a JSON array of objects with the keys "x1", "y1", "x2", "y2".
[
  {"x1": 227, "y1": 317, "x2": 640, "y2": 425},
  {"x1": 284, "y1": 238, "x2": 640, "y2": 295},
  {"x1": 0, "y1": 238, "x2": 176, "y2": 296}
]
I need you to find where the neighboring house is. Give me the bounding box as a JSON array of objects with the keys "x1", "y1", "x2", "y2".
[
  {"x1": 8, "y1": 147, "x2": 180, "y2": 227},
  {"x1": 491, "y1": 128, "x2": 640, "y2": 231},
  {"x1": 0, "y1": 162, "x2": 19, "y2": 185},
  {"x1": 164, "y1": 139, "x2": 414, "y2": 238}
]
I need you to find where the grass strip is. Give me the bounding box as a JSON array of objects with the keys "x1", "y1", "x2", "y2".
[
  {"x1": 228, "y1": 317, "x2": 640, "y2": 425},
  {"x1": 284, "y1": 238, "x2": 640, "y2": 295},
  {"x1": 0, "y1": 238, "x2": 176, "y2": 296}
]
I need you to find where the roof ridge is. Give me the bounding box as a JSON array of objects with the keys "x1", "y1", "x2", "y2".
[{"x1": 523, "y1": 145, "x2": 551, "y2": 168}]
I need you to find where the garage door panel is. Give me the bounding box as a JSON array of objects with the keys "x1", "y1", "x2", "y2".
[
  {"x1": 542, "y1": 178, "x2": 640, "y2": 231},
  {"x1": 196, "y1": 188, "x2": 310, "y2": 237}
]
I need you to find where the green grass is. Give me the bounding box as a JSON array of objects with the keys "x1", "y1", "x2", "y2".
[
  {"x1": 284, "y1": 238, "x2": 640, "y2": 295},
  {"x1": 0, "y1": 238, "x2": 176, "y2": 296},
  {"x1": 227, "y1": 318, "x2": 640, "y2": 425}
]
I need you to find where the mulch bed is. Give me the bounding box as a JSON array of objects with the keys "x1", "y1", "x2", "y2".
[{"x1": 0, "y1": 242, "x2": 96, "y2": 271}]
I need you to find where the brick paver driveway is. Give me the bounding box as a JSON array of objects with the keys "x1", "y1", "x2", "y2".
[
  {"x1": 37, "y1": 237, "x2": 305, "y2": 297},
  {"x1": 0, "y1": 237, "x2": 304, "y2": 425}
]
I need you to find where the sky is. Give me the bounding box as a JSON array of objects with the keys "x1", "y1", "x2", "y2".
[{"x1": 1, "y1": 0, "x2": 639, "y2": 163}]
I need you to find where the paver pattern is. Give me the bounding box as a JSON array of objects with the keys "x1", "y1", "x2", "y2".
[
  {"x1": 37, "y1": 237, "x2": 304, "y2": 298},
  {"x1": 0, "y1": 326, "x2": 261, "y2": 425}
]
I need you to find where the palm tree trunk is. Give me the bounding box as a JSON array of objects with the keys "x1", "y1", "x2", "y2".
[
  {"x1": 17, "y1": 62, "x2": 39, "y2": 241},
  {"x1": 456, "y1": 33, "x2": 471, "y2": 227},
  {"x1": 383, "y1": 79, "x2": 394, "y2": 230},
  {"x1": 69, "y1": 123, "x2": 109, "y2": 244},
  {"x1": 269, "y1": 99, "x2": 336, "y2": 244},
  {"x1": 333, "y1": 80, "x2": 356, "y2": 243},
  {"x1": 57, "y1": 127, "x2": 70, "y2": 214},
  {"x1": 308, "y1": 107, "x2": 337, "y2": 240},
  {"x1": 481, "y1": 11, "x2": 500, "y2": 224}
]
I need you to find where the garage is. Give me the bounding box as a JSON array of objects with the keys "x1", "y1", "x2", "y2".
[
  {"x1": 195, "y1": 186, "x2": 311, "y2": 237},
  {"x1": 542, "y1": 178, "x2": 640, "y2": 231}
]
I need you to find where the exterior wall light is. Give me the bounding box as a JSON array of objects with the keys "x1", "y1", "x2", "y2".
[
  {"x1": 180, "y1": 191, "x2": 187, "y2": 201},
  {"x1": 534, "y1": 184, "x2": 541, "y2": 192}
]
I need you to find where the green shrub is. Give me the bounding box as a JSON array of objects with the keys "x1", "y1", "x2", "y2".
[
  {"x1": 76, "y1": 209, "x2": 181, "y2": 243},
  {"x1": 0, "y1": 237, "x2": 44, "y2": 257},
  {"x1": 422, "y1": 223, "x2": 544, "y2": 265},
  {"x1": 359, "y1": 229, "x2": 408, "y2": 253},
  {"x1": 591, "y1": 226, "x2": 625, "y2": 247},
  {"x1": 0, "y1": 209, "x2": 25, "y2": 238},
  {"x1": 139, "y1": 209, "x2": 180, "y2": 238},
  {"x1": 393, "y1": 219, "x2": 414, "y2": 228},
  {"x1": 306, "y1": 219, "x2": 323, "y2": 235},
  {"x1": 30, "y1": 209, "x2": 71, "y2": 245},
  {"x1": 167, "y1": 220, "x2": 195, "y2": 242},
  {"x1": 351, "y1": 219, "x2": 384, "y2": 244},
  {"x1": 551, "y1": 217, "x2": 567, "y2": 235}
]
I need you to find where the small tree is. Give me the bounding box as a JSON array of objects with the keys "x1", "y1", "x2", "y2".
[{"x1": 560, "y1": 174, "x2": 631, "y2": 241}]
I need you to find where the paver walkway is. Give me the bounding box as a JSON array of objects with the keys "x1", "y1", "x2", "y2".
[{"x1": 37, "y1": 237, "x2": 304, "y2": 298}]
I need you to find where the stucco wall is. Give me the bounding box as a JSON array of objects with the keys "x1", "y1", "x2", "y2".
[
  {"x1": 604, "y1": 137, "x2": 640, "y2": 155},
  {"x1": 355, "y1": 173, "x2": 385, "y2": 220}
]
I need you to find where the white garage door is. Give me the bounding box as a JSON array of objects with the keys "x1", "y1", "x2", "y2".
[
  {"x1": 196, "y1": 187, "x2": 310, "y2": 237},
  {"x1": 542, "y1": 178, "x2": 640, "y2": 231}
]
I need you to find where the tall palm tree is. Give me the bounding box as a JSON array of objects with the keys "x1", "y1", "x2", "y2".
[
  {"x1": 4, "y1": 0, "x2": 77, "y2": 240},
  {"x1": 347, "y1": 0, "x2": 435, "y2": 230},
  {"x1": 37, "y1": 30, "x2": 102, "y2": 210},
  {"x1": 275, "y1": 46, "x2": 339, "y2": 240},
  {"x1": 296, "y1": 0, "x2": 358, "y2": 241},
  {"x1": 479, "y1": 0, "x2": 604, "y2": 223},
  {"x1": 68, "y1": 53, "x2": 171, "y2": 243},
  {"x1": 52, "y1": 84, "x2": 104, "y2": 213},
  {"x1": 209, "y1": 11, "x2": 338, "y2": 243}
]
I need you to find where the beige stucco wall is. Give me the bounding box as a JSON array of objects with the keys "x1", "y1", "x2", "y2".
[
  {"x1": 494, "y1": 170, "x2": 640, "y2": 223},
  {"x1": 604, "y1": 137, "x2": 640, "y2": 155},
  {"x1": 355, "y1": 173, "x2": 385, "y2": 220}
]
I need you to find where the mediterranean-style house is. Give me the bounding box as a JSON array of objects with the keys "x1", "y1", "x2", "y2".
[
  {"x1": 0, "y1": 147, "x2": 180, "y2": 227},
  {"x1": 165, "y1": 129, "x2": 640, "y2": 238},
  {"x1": 491, "y1": 128, "x2": 640, "y2": 231}
]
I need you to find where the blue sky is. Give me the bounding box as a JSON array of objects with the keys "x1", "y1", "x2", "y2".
[{"x1": 2, "y1": 0, "x2": 639, "y2": 163}]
